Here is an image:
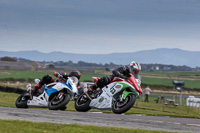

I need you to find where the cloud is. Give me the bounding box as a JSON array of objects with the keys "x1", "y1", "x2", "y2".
[{"x1": 0, "y1": 0, "x2": 200, "y2": 54}]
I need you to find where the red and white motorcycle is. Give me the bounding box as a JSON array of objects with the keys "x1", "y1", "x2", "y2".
[{"x1": 75, "y1": 74, "x2": 142, "y2": 114}]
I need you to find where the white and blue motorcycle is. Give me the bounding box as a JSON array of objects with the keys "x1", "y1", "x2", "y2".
[{"x1": 15, "y1": 73, "x2": 78, "y2": 110}]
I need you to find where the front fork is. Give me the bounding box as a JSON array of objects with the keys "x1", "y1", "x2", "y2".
[
  {"x1": 57, "y1": 92, "x2": 64, "y2": 99},
  {"x1": 120, "y1": 90, "x2": 125, "y2": 102}
]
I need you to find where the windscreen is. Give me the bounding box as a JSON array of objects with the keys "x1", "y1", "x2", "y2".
[{"x1": 69, "y1": 76, "x2": 78, "y2": 86}]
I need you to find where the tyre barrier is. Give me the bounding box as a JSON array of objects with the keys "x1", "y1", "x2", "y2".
[{"x1": 0, "y1": 86, "x2": 26, "y2": 94}]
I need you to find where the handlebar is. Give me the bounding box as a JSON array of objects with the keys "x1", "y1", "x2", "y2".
[{"x1": 53, "y1": 72, "x2": 66, "y2": 81}]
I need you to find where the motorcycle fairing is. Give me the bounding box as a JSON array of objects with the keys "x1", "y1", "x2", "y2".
[
  {"x1": 45, "y1": 80, "x2": 75, "y2": 96},
  {"x1": 61, "y1": 78, "x2": 78, "y2": 97},
  {"x1": 89, "y1": 83, "x2": 117, "y2": 110},
  {"x1": 66, "y1": 77, "x2": 78, "y2": 95},
  {"x1": 126, "y1": 74, "x2": 142, "y2": 94},
  {"x1": 64, "y1": 81, "x2": 72, "y2": 90},
  {"x1": 27, "y1": 93, "x2": 48, "y2": 107},
  {"x1": 118, "y1": 82, "x2": 139, "y2": 99},
  {"x1": 45, "y1": 87, "x2": 58, "y2": 96},
  {"x1": 89, "y1": 80, "x2": 139, "y2": 110}
]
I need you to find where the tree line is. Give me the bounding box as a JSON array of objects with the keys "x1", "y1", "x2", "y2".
[
  {"x1": 45, "y1": 60, "x2": 200, "y2": 72},
  {"x1": 1, "y1": 56, "x2": 200, "y2": 72}
]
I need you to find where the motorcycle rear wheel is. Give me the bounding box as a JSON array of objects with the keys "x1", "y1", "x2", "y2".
[
  {"x1": 75, "y1": 93, "x2": 91, "y2": 112},
  {"x1": 15, "y1": 92, "x2": 29, "y2": 108},
  {"x1": 112, "y1": 94, "x2": 136, "y2": 114},
  {"x1": 48, "y1": 93, "x2": 70, "y2": 110}
]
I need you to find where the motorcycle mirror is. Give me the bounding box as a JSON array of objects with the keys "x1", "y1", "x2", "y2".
[{"x1": 34, "y1": 79, "x2": 40, "y2": 84}]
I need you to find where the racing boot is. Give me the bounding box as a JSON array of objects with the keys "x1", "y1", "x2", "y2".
[{"x1": 30, "y1": 83, "x2": 42, "y2": 99}]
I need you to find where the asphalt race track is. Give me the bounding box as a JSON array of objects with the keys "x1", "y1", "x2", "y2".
[{"x1": 0, "y1": 106, "x2": 200, "y2": 132}]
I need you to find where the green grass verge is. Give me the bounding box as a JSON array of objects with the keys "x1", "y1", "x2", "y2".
[
  {"x1": 0, "y1": 119, "x2": 180, "y2": 133},
  {"x1": 0, "y1": 92, "x2": 19, "y2": 107},
  {"x1": 1, "y1": 91, "x2": 200, "y2": 119}
]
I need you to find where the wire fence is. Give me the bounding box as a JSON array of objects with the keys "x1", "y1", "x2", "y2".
[{"x1": 139, "y1": 93, "x2": 200, "y2": 114}]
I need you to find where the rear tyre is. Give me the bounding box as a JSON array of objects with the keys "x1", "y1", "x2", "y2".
[
  {"x1": 48, "y1": 93, "x2": 71, "y2": 110},
  {"x1": 112, "y1": 94, "x2": 136, "y2": 114},
  {"x1": 15, "y1": 93, "x2": 29, "y2": 108},
  {"x1": 75, "y1": 93, "x2": 91, "y2": 112}
]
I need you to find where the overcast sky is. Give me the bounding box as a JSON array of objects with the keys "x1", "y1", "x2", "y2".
[{"x1": 0, "y1": 0, "x2": 200, "y2": 54}]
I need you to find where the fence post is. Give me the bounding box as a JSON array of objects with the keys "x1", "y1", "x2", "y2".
[
  {"x1": 195, "y1": 102, "x2": 198, "y2": 112},
  {"x1": 197, "y1": 101, "x2": 200, "y2": 114},
  {"x1": 182, "y1": 95, "x2": 185, "y2": 106},
  {"x1": 199, "y1": 105, "x2": 200, "y2": 114},
  {"x1": 162, "y1": 102, "x2": 165, "y2": 112},
  {"x1": 187, "y1": 99, "x2": 191, "y2": 114}
]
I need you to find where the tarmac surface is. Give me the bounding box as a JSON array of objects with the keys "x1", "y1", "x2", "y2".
[{"x1": 0, "y1": 106, "x2": 200, "y2": 132}]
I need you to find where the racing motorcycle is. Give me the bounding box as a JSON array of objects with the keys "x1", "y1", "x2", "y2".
[
  {"x1": 75, "y1": 73, "x2": 142, "y2": 114},
  {"x1": 15, "y1": 73, "x2": 78, "y2": 110}
]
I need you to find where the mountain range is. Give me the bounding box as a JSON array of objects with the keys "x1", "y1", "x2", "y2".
[{"x1": 0, "y1": 48, "x2": 200, "y2": 68}]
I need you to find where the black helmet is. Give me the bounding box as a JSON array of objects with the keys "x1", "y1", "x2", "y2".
[{"x1": 69, "y1": 70, "x2": 81, "y2": 80}]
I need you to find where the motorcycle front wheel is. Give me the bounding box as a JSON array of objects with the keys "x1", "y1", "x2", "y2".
[
  {"x1": 112, "y1": 94, "x2": 136, "y2": 114},
  {"x1": 75, "y1": 93, "x2": 91, "y2": 112},
  {"x1": 15, "y1": 92, "x2": 29, "y2": 108},
  {"x1": 48, "y1": 93, "x2": 71, "y2": 110}
]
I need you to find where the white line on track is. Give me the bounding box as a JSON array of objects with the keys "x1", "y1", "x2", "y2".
[
  {"x1": 187, "y1": 124, "x2": 200, "y2": 127},
  {"x1": 91, "y1": 112, "x2": 103, "y2": 114},
  {"x1": 167, "y1": 122, "x2": 181, "y2": 125},
  {"x1": 148, "y1": 120, "x2": 164, "y2": 123}
]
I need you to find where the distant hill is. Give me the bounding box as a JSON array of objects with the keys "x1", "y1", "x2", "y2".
[{"x1": 0, "y1": 48, "x2": 200, "y2": 68}]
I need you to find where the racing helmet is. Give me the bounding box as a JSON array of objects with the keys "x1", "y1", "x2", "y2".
[
  {"x1": 69, "y1": 70, "x2": 81, "y2": 80},
  {"x1": 129, "y1": 61, "x2": 141, "y2": 74}
]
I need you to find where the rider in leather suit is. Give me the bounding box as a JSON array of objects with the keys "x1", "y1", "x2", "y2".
[
  {"x1": 89, "y1": 61, "x2": 141, "y2": 91},
  {"x1": 31, "y1": 70, "x2": 81, "y2": 96}
]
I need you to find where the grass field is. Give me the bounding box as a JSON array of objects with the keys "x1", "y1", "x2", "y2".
[
  {"x1": 0, "y1": 119, "x2": 178, "y2": 133},
  {"x1": 0, "y1": 70, "x2": 106, "y2": 82},
  {"x1": 142, "y1": 77, "x2": 200, "y2": 90},
  {"x1": 1, "y1": 70, "x2": 200, "y2": 90},
  {"x1": 141, "y1": 71, "x2": 200, "y2": 76}
]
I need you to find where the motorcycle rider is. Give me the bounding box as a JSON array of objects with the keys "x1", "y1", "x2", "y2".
[
  {"x1": 88, "y1": 61, "x2": 141, "y2": 91},
  {"x1": 30, "y1": 70, "x2": 82, "y2": 97}
]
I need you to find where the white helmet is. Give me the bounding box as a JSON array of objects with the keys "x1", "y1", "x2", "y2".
[{"x1": 129, "y1": 61, "x2": 141, "y2": 74}]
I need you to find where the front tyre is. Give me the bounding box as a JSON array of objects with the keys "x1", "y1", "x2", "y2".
[
  {"x1": 75, "y1": 93, "x2": 91, "y2": 112},
  {"x1": 59, "y1": 105, "x2": 67, "y2": 111},
  {"x1": 112, "y1": 94, "x2": 136, "y2": 114},
  {"x1": 48, "y1": 93, "x2": 71, "y2": 110},
  {"x1": 15, "y1": 92, "x2": 29, "y2": 108}
]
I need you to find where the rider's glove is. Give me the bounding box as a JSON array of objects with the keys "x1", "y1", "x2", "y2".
[
  {"x1": 60, "y1": 73, "x2": 68, "y2": 79},
  {"x1": 53, "y1": 72, "x2": 64, "y2": 80}
]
